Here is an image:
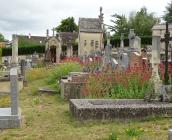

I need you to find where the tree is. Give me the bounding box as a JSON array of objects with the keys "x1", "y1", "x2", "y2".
[
  {"x1": 163, "y1": 1, "x2": 172, "y2": 23},
  {"x1": 110, "y1": 7, "x2": 160, "y2": 37},
  {"x1": 128, "y1": 7, "x2": 160, "y2": 36},
  {"x1": 55, "y1": 17, "x2": 78, "y2": 32},
  {"x1": 0, "y1": 33, "x2": 4, "y2": 42},
  {"x1": 110, "y1": 14, "x2": 128, "y2": 36}
]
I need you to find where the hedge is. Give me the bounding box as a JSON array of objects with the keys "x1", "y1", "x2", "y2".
[
  {"x1": 2, "y1": 36, "x2": 152, "y2": 56},
  {"x1": 106, "y1": 36, "x2": 152, "y2": 47},
  {"x1": 2, "y1": 45, "x2": 45, "y2": 56}
]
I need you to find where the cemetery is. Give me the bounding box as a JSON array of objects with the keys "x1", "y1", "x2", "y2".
[{"x1": 2, "y1": 2, "x2": 172, "y2": 140}]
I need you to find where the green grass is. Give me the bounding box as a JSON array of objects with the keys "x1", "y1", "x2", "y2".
[{"x1": 0, "y1": 67, "x2": 171, "y2": 140}]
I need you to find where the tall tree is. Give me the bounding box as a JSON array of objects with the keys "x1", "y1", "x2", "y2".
[
  {"x1": 110, "y1": 14, "x2": 128, "y2": 36},
  {"x1": 163, "y1": 1, "x2": 172, "y2": 23},
  {"x1": 55, "y1": 17, "x2": 78, "y2": 32},
  {"x1": 0, "y1": 33, "x2": 4, "y2": 42},
  {"x1": 128, "y1": 7, "x2": 160, "y2": 36}
]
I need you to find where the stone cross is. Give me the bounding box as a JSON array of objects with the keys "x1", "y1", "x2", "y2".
[
  {"x1": 11, "y1": 35, "x2": 18, "y2": 67},
  {"x1": 160, "y1": 22, "x2": 172, "y2": 85},
  {"x1": 46, "y1": 29, "x2": 49, "y2": 39},
  {"x1": 103, "y1": 32, "x2": 112, "y2": 66},
  {"x1": 52, "y1": 28, "x2": 55, "y2": 37},
  {"x1": 120, "y1": 33, "x2": 124, "y2": 48},
  {"x1": 107, "y1": 32, "x2": 111, "y2": 45},
  {"x1": 128, "y1": 29, "x2": 135, "y2": 49}
]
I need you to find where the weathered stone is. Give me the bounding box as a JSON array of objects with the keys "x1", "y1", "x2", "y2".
[
  {"x1": 168, "y1": 129, "x2": 172, "y2": 140},
  {"x1": 0, "y1": 67, "x2": 21, "y2": 128},
  {"x1": 11, "y1": 35, "x2": 18, "y2": 67},
  {"x1": 60, "y1": 79, "x2": 86, "y2": 100},
  {"x1": 160, "y1": 85, "x2": 172, "y2": 102},
  {"x1": 70, "y1": 99, "x2": 172, "y2": 121}
]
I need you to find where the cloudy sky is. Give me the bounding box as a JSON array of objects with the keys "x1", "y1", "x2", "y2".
[{"x1": 0, "y1": 0, "x2": 171, "y2": 40}]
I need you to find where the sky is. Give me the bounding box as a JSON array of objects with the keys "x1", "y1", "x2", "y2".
[{"x1": 0, "y1": 0, "x2": 171, "y2": 40}]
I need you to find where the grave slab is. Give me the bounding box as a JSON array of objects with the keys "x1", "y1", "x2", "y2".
[{"x1": 70, "y1": 99, "x2": 172, "y2": 121}]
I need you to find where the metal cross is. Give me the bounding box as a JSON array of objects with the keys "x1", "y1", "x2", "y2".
[{"x1": 161, "y1": 22, "x2": 172, "y2": 85}]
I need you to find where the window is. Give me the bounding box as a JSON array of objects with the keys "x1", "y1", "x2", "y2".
[
  {"x1": 91, "y1": 40, "x2": 94, "y2": 47},
  {"x1": 84, "y1": 40, "x2": 87, "y2": 46},
  {"x1": 95, "y1": 41, "x2": 99, "y2": 48}
]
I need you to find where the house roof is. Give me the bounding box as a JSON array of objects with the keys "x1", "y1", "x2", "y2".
[
  {"x1": 79, "y1": 18, "x2": 102, "y2": 33},
  {"x1": 16, "y1": 35, "x2": 47, "y2": 47},
  {"x1": 152, "y1": 23, "x2": 172, "y2": 30}
]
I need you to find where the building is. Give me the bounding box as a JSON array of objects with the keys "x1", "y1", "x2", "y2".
[
  {"x1": 45, "y1": 31, "x2": 78, "y2": 63},
  {"x1": 78, "y1": 7, "x2": 104, "y2": 56}
]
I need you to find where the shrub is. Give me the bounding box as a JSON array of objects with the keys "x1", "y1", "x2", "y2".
[
  {"x1": 48, "y1": 62, "x2": 83, "y2": 85},
  {"x1": 125, "y1": 127, "x2": 144, "y2": 138},
  {"x1": 82, "y1": 67, "x2": 152, "y2": 99},
  {"x1": 109, "y1": 131, "x2": 118, "y2": 140}
]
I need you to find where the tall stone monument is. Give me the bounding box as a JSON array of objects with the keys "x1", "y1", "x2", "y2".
[
  {"x1": 151, "y1": 36, "x2": 162, "y2": 95},
  {"x1": 0, "y1": 67, "x2": 21, "y2": 128},
  {"x1": 103, "y1": 32, "x2": 112, "y2": 67},
  {"x1": 11, "y1": 34, "x2": 18, "y2": 67}
]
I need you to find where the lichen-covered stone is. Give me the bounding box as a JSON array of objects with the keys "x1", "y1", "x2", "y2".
[{"x1": 70, "y1": 99, "x2": 172, "y2": 121}]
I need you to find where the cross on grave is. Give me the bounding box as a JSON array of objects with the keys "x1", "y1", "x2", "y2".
[
  {"x1": 52, "y1": 27, "x2": 55, "y2": 37},
  {"x1": 128, "y1": 29, "x2": 136, "y2": 49},
  {"x1": 160, "y1": 22, "x2": 172, "y2": 85}
]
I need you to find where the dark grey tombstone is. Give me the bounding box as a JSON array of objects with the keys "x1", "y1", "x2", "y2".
[{"x1": 21, "y1": 59, "x2": 27, "y2": 86}]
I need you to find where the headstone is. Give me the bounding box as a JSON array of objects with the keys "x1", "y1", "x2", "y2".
[
  {"x1": 103, "y1": 32, "x2": 112, "y2": 66},
  {"x1": 128, "y1": 29, "x2": 141, "y2": 53},
  {"x1": 0, "y1": 67, "x2": 21, "y2": 128},
  {"x1": 67, "y1": 46, "x2": 73, "y2": 57},
  {"x1": 112, "y1": 58, "x2": 118, "y2": 69},
  {"x1": 129, "y1": 29, "x2": 135, "y2": 49},
  {"x1": 120, "y1": 33, "x2": 124, "y2": 49},
  {"x1": 20, "y1": 59, "x2": 27, "y2": 86},
  {"x1": 25, "y1": 59, "x2": 32, "y2": 69},
  {"x1": 11, "y1": 35, "x2": 18, "y2": 67},
  {"x1": 32, "y1": 52, "x2": 38, "y2": 66},
  {"x1": 121, "y1": 53, "x2": 129, "y2": 69},
  {"x1": 151, "y1": 36, "x2": 162, "y2": 95}
]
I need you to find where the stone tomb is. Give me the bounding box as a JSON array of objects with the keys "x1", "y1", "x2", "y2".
[
  {"x1": 70, "y1": 99, "x2": 172, "y2": 121},
  {"x1": 0, "y1": 67, "x2": 21, "y2": 128},
  {"x1": 60, "y1": 72, "x2": 88, "y2": 100}
]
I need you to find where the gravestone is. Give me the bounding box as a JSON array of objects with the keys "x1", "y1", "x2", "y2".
[
  {"x1": 121, "y1": 53, "x2": 129, "y2": 69},
  {"x1": 151, "y1": 36, "x2": 162, "y2": 96},
  {"x1": 102, "y1": 32, "x2": 112, "y2": 67},
  {"x1": 32, "y1": 52, "x2": 38, "y2": 67},
  {"x1": 128, "y1": 29, "x2": 141, "y2": 53},
  {"x1": 20, "y1": 59, "x2": 27, "y2": 86},
  {"x1": 120, "y1": 33, "x2": 124, "y2": 49},
  {"x1": 0, "y1": 67, "x2": 21, "y2": 128}
]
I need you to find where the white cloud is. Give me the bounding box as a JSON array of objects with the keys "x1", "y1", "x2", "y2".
[{"x1": 0, "y1": 0, "x2": 171, "y2": 40}]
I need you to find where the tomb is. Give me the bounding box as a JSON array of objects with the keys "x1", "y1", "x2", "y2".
[
  {"x1": 70, "y1": 99, "x2": 172, "y2": 121},
  {"x1": 60, "y1": 72, "x2": 88, "y2": 100}
]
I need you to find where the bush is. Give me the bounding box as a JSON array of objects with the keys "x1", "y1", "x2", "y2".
[
  {"x1": 48, "y1": 62, "x2": 83, "y2": 85},
  {"x1": 82, "y1": 67, "x2": 152, "y2": 99}
]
